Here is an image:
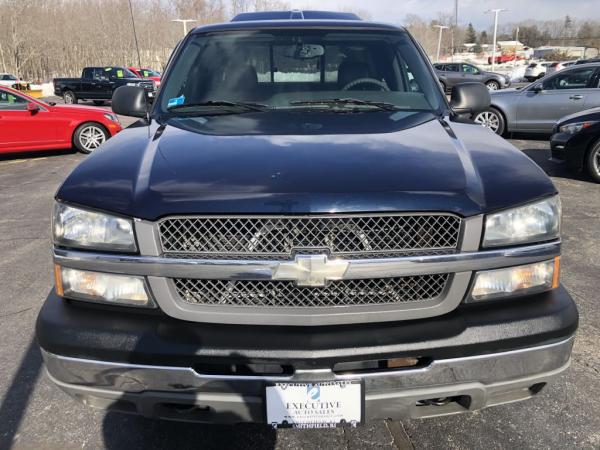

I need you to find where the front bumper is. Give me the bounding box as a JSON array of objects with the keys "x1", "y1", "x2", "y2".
[
  {"x1": 38, "y1": 286, "x2": 578, "y2": 423},
  {"x1": 550, "y1": 132, "x2": 587, "y2": 170},
  {"x1": 42, "y1": 337, "x2": 573, "y2": 422}
]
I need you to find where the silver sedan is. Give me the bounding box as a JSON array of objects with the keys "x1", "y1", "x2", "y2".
[{"x1": 474, "y1": 63, "x2": 600, "y2": 135}]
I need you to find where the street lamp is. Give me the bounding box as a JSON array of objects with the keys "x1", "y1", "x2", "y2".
[
  {"x1": 485, "y1": 8, "x2": 508, "y2": 71},
  {"x1": 434, "y1": 25, "x2": 449, "y2": 62},
  {"x1": 172, "y1": 19, "x2": 197, "y2": 37}
]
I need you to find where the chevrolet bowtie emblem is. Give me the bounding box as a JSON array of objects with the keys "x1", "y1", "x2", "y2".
[{"x1": 273, "y1": 255, "x2": 349, "y2": 287}]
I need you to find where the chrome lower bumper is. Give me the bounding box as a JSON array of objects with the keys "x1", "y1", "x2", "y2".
[{"x1": 42, "y1": 336, "x2": 574, "y2": 423}]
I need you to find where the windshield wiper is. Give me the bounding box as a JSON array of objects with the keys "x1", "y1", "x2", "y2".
[
  {"x1": 289, "y1": 98, "x2": 400, "y2": 112},
  {"x1": 167, "y1": 100, "x2": 270, "y2": 113}
]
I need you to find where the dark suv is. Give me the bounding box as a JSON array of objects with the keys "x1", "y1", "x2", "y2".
[{"x1": 38, "y1": 11, "x2": 577, "y2": 428}]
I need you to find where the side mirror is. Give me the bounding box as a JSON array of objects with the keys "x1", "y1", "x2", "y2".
[
  {"x1": 532, "y1": 84, "x2": 544, "y2": 93},
  {"x1": 449, "y1": 82, "x2": 491, "y2": 116},
  {"x1": 27, "y1": 102, "x2": 40, "y2": 113},
  {"x1": 112, "y1": 85, "x2": 148, "y2": 118}
]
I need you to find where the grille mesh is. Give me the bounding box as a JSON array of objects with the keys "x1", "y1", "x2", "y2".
[
  {"x1": 173, "y1": 274, "x2": 450, "y2": 308},
  {"x1": 159, "y1": 215, "x2": 461, "y2": 258}
]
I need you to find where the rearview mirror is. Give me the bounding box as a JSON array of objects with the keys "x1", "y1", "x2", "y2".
[
  {"x1": 449, "y1": 82, "x2": 491, "y2": 116},
  {"x1": 27, "y1": 102, "x2": 39, "y2": 113},
  {"x1": 112, "y1": 85, "x2": 148, "y2": 118},
  {"x1": 284, "y1": 44, "x2": 325, "y2": 59}
]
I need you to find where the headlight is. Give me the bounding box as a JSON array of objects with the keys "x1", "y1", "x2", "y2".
[
  {"x1": 103, "y1": 113, "x2": 120, "y2": 123},
  {"x1": 53, "y1": 203, "x2": 136, "y2": 252},
  {"x1": 469, "y1": 258, "x2": 559, "y2": 302},
  {"x1": 55, "y1": 265, "x2": 153, "y2": 307},
  {"x1": 559, "y1": 121, "x2": 597, "y2": 135},
  {"x1": 483, "y1": 196, "x2": 561, "y2": 247}
]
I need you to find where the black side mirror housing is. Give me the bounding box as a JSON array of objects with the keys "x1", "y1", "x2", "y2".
[
  {"x1": 112, "y1": 85, "x2": 148, "y2": 118},
  {"x1": 449, "y1": 82, "x2": 491, "y2": 116},
  {"x1": 532, "y1": 84, "x2": 544, "y2": 93}
]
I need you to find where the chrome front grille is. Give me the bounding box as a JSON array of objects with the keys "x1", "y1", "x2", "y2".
[
  {"x1": 173, "y1": 274, "x2": 451, "y2": 308},
  {"x1": 158, "y1": 214, "x2": 462, "y2": 259}
]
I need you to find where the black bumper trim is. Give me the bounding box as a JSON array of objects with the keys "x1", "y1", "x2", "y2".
[{"x1": 36, "y1": 286, "x2": 578, "y2": 369}]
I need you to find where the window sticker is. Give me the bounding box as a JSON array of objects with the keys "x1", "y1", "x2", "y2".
[
  {"x1": 117, "y1": 70, "x2": 124, "y2": 78},
  {"x1": 168, "y1": 95, "x2": 185, "y2": 108}
]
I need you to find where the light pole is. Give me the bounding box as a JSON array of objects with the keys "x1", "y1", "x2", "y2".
[
  {"x1": 486, "y1": 8, "x2": 508, "y2": 71},
  {"x1": 127, "y1": 0, "x2": 142, "y2": 68},
  {"x1": 513, "y1": 26, "x2": 520, "y2": 68},
  {"x1": 434, "y1": 25, "x2": 449, "y2": 62},
  {"x1": 172, "y1": 19, "x2": 197, "y2": 37}
]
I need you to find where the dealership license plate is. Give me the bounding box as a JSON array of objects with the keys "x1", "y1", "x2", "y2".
[{"x1": 266, "y1": 381, "x2": 363, "y2": 428}]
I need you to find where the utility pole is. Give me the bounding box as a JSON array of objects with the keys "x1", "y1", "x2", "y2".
[
  {"x1": 127, "y1": 0, "x2": 142, "y2": 68},
  {"x1": 513, "y1": 26, "x2": 519, "y2": 68},
  {"x1": 486, "y1": 9, "x2": 508, "y2": 71},
  {"x1": 172, "y1": 19, "x2": 197, "y2": 37},
  {"x1": 434, "y1": 25, "x2": 449, "y2": 62}
]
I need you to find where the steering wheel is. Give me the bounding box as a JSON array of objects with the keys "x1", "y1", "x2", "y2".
[{"x1": 342, "y1": 78, "x2": 390, "y2": 92}]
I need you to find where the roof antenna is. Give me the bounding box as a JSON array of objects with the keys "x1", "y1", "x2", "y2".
[{"x1": 290, "y1": 9, "x2": 304, "y2": 20}]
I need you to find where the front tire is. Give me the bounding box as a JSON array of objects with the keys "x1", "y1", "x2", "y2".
[
  {"x1": 73, "y1": 122, "x2": 109, "y2": 154},
  {"x1": 63, "y1": 90, "x2": 78, "y2": 104},
  {"x1": 486, "y1": 80, "x2": 500, "y2": 91},
  {"x1": 586, "y1": 140, "x2": 600, "y2": 183},
  {"x1": 474, "y1": 107, "x2": 506, "y2": 136}
]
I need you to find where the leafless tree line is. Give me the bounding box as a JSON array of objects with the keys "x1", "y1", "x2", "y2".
[{"x1": 0, "y1": 0, "x2": 290, "y2": 81}]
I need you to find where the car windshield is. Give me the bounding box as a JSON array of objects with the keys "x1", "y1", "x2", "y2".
[
  {"x1": 157, "y1": 29, "x2": 445, "y2": 116},
  {"x1": 142, "y1": 69, "x2": 160, "y2": 77}
]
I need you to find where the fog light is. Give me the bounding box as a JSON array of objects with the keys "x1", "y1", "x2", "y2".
[
  {"x1": 469, "y1": 258, "x2": 559, "y2": 302},
  {"x1": 55, "y1": 265, "x2": 153, "y2": 307}
]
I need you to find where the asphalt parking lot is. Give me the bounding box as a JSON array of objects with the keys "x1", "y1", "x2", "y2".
[{"x1": 0, "y1": 103, "x2": 599, "y2": 449}]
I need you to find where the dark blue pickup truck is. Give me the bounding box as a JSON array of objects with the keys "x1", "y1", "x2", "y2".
[{"x1": 38, "y1": 11, "x2": 577, "y2": 427}]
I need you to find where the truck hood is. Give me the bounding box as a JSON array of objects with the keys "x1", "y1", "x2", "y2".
[{"x1": 57, "y1": 113, "x2": 555, "y2": 220}]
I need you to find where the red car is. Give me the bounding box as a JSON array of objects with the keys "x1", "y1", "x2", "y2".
[
  {"x1": 128, "y1": 67, "x2": 161, "y2": 87},
  {"x1": 0, "y1": 86, "x2": 122, "y2": 154}
]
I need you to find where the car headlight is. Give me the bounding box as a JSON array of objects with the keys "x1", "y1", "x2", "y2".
[
  {"x1": 55, "y1": 265, "x2": 153, "y2": 307},
  {"x1": 53, "y1": 203, "x2": 136, "y2": 252},
  {"x1": 559, "y1": 121, "x2": 597, "y2": 135},
  {"x1": 469, "y1": 258, "x2": 559, "y2": 302},
  {"x1": 103, "y1": 113, "x2": 120, "y2": 123},
  {"x1": 483, "y1": 196, "x2": 561, "y2": 247}
]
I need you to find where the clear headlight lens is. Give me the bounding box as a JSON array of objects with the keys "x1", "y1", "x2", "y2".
[
  {"x1": 103, "y1": 113, "x2": 120, "y2": 123},
  {"x1": 55, "y1": 266, "x2": 152, "y2": 307},
  {"x1": 559, "y1": 121, "x2": 597, "y2": 135},
  {"x1": 483, "y1": 196, "x2": 561, "y2": 247},
  {"x1": 469, "y1": 258, "x2": 559, "y2": 302},
  {"x1": 53, "y1": 203, "x2": 136, "y2": 252}
]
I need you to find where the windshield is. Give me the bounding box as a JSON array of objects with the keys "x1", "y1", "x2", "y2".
[
  {"x1": 157, "y1": 29, "x2": 444, "y2": 116},
  {"x1": 142, "y1": 69, "x2": 160, "y2": 77}
]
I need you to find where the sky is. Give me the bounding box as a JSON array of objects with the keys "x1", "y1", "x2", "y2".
[{"x1": 292, "y1": 0, "x2": 600, "y2": 28}]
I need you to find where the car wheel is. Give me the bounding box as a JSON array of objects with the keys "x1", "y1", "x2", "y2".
[
  {"x1": 63, "y1": 90, "x2": 77, "y2": 104},
  {"x1": 73, "y1": 122, "x2": 109, "y2": 154},
  {"x1": 486, "y1": 80, "x2": 500, "y2": 91},
  {"x1": 537, "y1": 73, "x2": 545, "y2": 80},
  {"x1": 586, "y1": 140, "x2": 600, "y2": 183},
  {"x1": 474, "y1": 107, "x2": 506, "y2": 136},
  {"x1": 93, "y1": 100, "x2": 105, "y2": 106},
  {"x1": 439, "y1": 80, "x2": 447, "y2": 93}
]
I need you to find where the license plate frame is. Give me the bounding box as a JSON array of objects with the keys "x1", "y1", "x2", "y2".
[{"x1": 265, "y1": 379, "x2": 364, "y2": 429}]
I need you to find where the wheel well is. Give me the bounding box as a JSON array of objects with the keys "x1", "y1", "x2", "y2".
[{"x1": 489, "y1": 105, "x2": 507, "y2": 127}]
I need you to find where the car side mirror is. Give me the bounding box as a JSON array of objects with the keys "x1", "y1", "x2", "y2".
[
  {"x1": 112, "y1": 85, "x2": 148, "y2": 118},
  {"x1": 449, "y1": 82, "x2": 491, "y2": 116},
  {"x1": 532, "y1": 84, "x2": 544, "y2": 93},
  {"x1": 27, "y1": 102, "x2": 40, "y2": 113}
]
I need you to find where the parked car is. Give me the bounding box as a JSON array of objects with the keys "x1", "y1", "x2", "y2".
[
  {"x1": 524, "y1": 62, "x2": 552, "y2": 81},
  {"x1": 0, "y1": 73, "x2": 20, "y2": 87},
  {"x1": 474, "y1": 63, "x2": 600, "y2": 135},
  {"x1": 574, "y1": 58, "x2": 600, "y2": 65},
  {"x1": 546, "y1": 61, "x2": 577, "y2": 76},
  {"x1": 433, "y1": 62, "x2": 510, "y2": 91},
  {"x1": 53, "y1": 66, "x2": 155, "y2": 105},
  {"x1": 550, "y1": 107, "x2": 600, "y2": 182},
  {"x1": 128, "y1": 67, "x2": 162, "y2": 87},
  {"x1": 0, "y1": 86, "x2": 121, "y2": 153},
  {"x1": 38, "y1": 11, "x2": 576, "y2": 427}
]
